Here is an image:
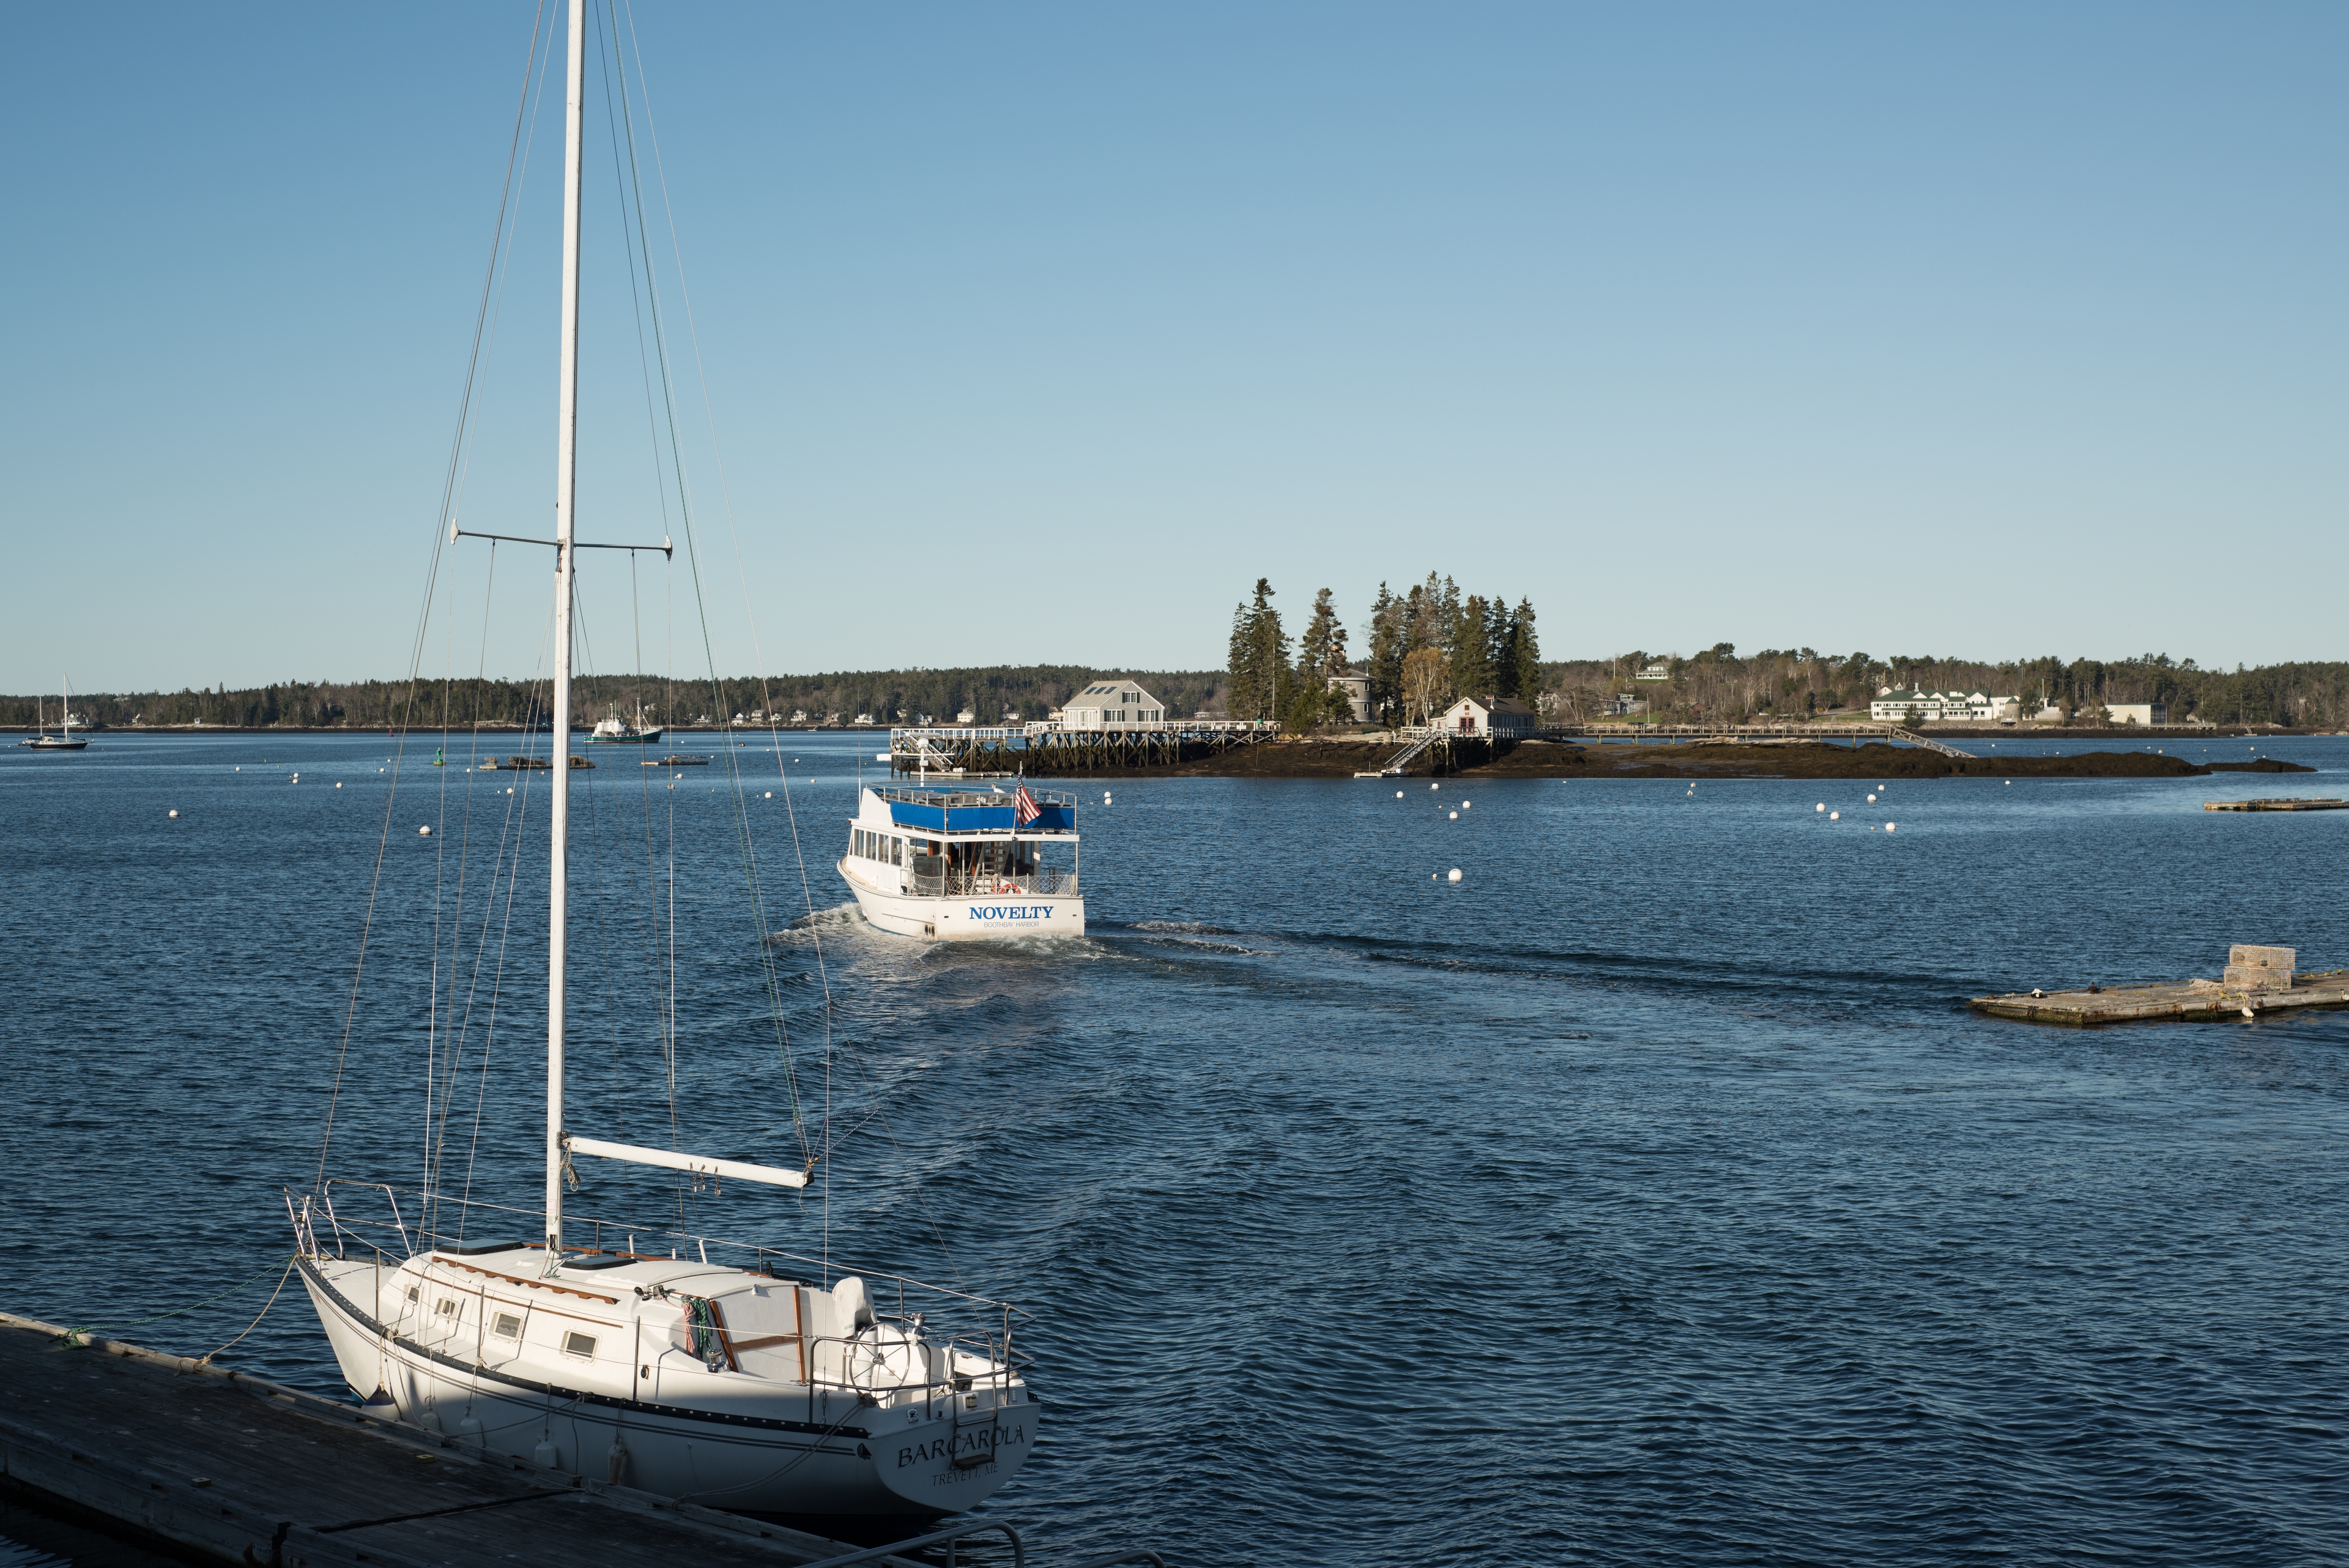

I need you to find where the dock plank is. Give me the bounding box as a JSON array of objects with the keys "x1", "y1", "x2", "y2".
[
  {"x1": 1969, "y1": 969, "x2": 2349, "y2": 1026},
  {"x1": 0, "y1": 1312, "x2": 889, "y2": 1567}
]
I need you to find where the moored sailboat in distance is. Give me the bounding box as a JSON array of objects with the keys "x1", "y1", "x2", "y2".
[
  {"x1": 290, "y1": 0, "x2": 1039, "y2": 1519},
  {"x1": 20, "y1": 680, "x2": 90, "y2": 750}
]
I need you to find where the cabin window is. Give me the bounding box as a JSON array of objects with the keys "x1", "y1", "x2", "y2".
[
  {"x1": 492, "y1": 1312, "x2": 522, "y2": 1339},
  {"x1": 406, "y1": 1286, "x2": 419, "y2": 1304},
  {"x1": 435, "y1": 1297, "x2": 459, "y2": 1320},
  {"x1": 563, "y1": 1331, "x2": 598, "y2": 1359}
]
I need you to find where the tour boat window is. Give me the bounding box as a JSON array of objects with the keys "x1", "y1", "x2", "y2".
[
  {"x1": 563, "y1": 1331, "x2": 598, "y2": 1359},
  {"x1": 492, "y1": 1312, "x2": 522, "y2": 1339}
]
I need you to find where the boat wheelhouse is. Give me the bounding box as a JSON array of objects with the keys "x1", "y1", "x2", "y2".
[{"x1": 841, "y1": 784, "x2": 1082, "y2": 940}]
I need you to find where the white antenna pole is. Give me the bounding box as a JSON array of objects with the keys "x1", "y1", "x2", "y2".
[{"x1": 545, "y1": 0, "x2": 586, "y2": 1268}]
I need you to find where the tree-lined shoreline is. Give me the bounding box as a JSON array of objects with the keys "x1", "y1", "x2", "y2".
[{"x1": 9, "y1": 645, "x2": 2346, "y2": 732}]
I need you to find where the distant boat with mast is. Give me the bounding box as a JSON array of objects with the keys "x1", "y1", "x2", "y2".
[{"x1": 20, "y1": 680, "x2": 90, "y2": 751}]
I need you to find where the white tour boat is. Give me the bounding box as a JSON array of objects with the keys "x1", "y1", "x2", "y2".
[
  {"x1": 290, "y1": 0, "x2": 1039, "y2": 1520},
  {"x1": 839, "y1": 782, "x2": 1083, "y2": 939}
]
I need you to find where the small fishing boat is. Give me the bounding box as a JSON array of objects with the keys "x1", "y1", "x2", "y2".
[
  {"x1": 587, "y1": 703, "x2": 664, "y2": 745},
  {"x1": 644, "y1": 754, "x2": 710, "y2": 767},
  {"x1": 840, "y1": 782, "x2": 1083, "y2": 939},
  {"x1": 20, "y1": 682, "x2": 90, "y2": 751}
]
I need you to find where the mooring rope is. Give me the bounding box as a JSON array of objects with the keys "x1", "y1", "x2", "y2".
[{"x1": 60, "y1": 1252, "x2": 297, "y2": 1351}]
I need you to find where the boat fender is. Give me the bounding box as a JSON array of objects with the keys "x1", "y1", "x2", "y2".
[{"x1": 606, "y1": 1438, "x2": 629, "y2": 1485}]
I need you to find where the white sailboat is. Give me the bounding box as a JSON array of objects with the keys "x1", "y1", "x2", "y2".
[
  {"x1": 20, "y1": 678, "x2": 91, "y2": 751},
  {"x1": 290, "y1": 3, "x2": 1037, "y2": 1518}
]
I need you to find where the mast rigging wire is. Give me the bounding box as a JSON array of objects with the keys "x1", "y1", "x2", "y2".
[{"x1": 316, "y1": 0, "x2": 554, "y2": 1189}]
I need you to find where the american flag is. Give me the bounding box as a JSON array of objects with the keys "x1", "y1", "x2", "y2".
[{"x1": 1013, "y1": 778, "x2": 1041, "y2": 827}]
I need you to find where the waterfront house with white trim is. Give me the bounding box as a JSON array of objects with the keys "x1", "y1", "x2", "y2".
[
  {"x1": 1060, "y1": 679, "x2": 1168, "y2": 730},
  {"x1": 1439, "y1": 694, "x2": 1540, "y2": 738}
]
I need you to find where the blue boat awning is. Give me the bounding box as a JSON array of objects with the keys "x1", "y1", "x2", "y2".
[{"x1": 886, "y1": 801, "x2": 1072, "y2": 833}]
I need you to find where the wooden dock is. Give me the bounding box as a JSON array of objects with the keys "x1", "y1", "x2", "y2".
[
  {"x1": 0, "y1": 1311, "x2": 978, "y2": 1567},
  {"x1": 2203, "y1": 797, "x2": 2347, "y2": 811},
  {"x1": 1970, "y1": 968, "x2": 2349, "y2": 1026}
]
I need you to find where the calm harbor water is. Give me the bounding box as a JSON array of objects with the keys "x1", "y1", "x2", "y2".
[{"x1": 4, "y1": 730, "x2": 2347, "y2": 1566}]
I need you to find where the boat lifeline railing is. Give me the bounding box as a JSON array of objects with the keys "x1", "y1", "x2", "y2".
[
  {"x1": 871, "y1": 784, "x2": 1078, "y2": 809},
  {"x1": 907, "y1": 868, "x2": 1077, "y2": 899},
  {"x1": 312, "y1": 1181, "x2": 1033, "y2": 1323}
]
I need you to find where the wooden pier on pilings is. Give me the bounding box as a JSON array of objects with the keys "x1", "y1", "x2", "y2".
[
  {"x1": 892, "y1": 721, "x2": 1278, "y2": 776},
  {"x1": 0, "y1": 1310, "x2": 1086, "y2": 1568}
]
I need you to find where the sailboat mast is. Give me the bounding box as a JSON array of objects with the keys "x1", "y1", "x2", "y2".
[{"x1": 545, "y1": 0, "x2": 587, "y2": 1265}]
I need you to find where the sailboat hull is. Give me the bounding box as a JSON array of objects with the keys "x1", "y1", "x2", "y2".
[{"x1": 297, "y1": 1256, "x2": 1035, "y2": 1517}]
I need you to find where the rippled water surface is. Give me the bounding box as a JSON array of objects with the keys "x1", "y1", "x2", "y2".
[{"x1": 5, "y1": 731, "x2": 2347, "y2": 1565}]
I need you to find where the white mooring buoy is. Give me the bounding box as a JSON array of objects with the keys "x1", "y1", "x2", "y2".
[
  {"x1": 168, "y1": 809, "x2": 179, "y2": 818},
  {"x1": 1815, "y1": 803, "x2": 1825, "y2": 812},
  {"x1": 1447, "y1": 868, "x2": 1463, "y2": 883},
  {"x1": 1461, "y1": 801, "x2": 1471, "y2": 809},
  {"x1": 1866, "y1": 793, "x2": 1876, "y2": 803},
  {"x1": 1885, "y1": 822, "x2": 1896, "y2": 832},
  {"x1": 1430, "y1": 782, "x2": 1439, "y2": 790},
  {"x1": 1396, "y1": 790, "x2": 1404, "y2": 798},
  {"x1": 765, "y1": 791, "x2": 773, "y2": 798},
  {"x1": 335, "y1": 781, "x2": 343, "y2": 788},
  {"x1": 419, "y1": 825, "x2": 432, "y2": 836},
  {"x1": 1830, "y1": 811, "x2": 1840, "y2": 820},
  {"x1": 1449, "y1": 811, "x2": 1458, "y2": 820}
]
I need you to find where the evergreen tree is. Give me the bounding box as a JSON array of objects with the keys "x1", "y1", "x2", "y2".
[
  {"x1": 1226, "y1": 578, "x2": 1290, "y2": 721},
  {"x1": 1367, "y1": 582, "x2": 1403, "y2": 724},
  {"x1": 1291, "y1": 587, "x2": 1346, "y2": 730},
  {"x1": 1452, "y1": 594, "x2": 1494, "y2": 699},
  {"x1": 1508, "y1": 598, "x2": 1540, "y2": 713}
]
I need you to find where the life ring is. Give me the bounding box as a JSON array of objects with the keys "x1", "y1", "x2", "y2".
[{"x1": 993, "y1": 880, "x2": 1021, "y2": 895}]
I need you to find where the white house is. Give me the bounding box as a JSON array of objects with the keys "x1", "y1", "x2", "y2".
[
  {"x1": 1633, "y1": 661, "x2": 1674, "y2": 682},
  {"x1": 1439, "y1": 694, "x2": 1540, "y2": 738},
  {"x1": 2103, "y1": 702, "x2": 2169, "y2": 726},
  {"x1": 1870, "y1": 687, "x2": 2021, "y2": 724},
  {"x1": 1060, "y1": 678, "x2": 1168, "y2": 730},
  {"x1": 1327, "y1": 672, "x2": 1371, "y2": 723}
]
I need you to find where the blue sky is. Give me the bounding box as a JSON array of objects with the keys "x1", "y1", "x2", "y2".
[{"x1": 4, "y1": 3, "x2": 2341, "y2": 691}]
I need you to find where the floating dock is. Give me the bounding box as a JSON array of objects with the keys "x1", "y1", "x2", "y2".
[
  {"x1": 1972, "y1": 945, "x2": 2349, "y2": 1026},
  {"x1": 2203, "y1": 797, "x2": 2347, "y2": 811},
  {"x1": 0, "y1": 1311, "x2": 1096, "y2": 1568}
]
